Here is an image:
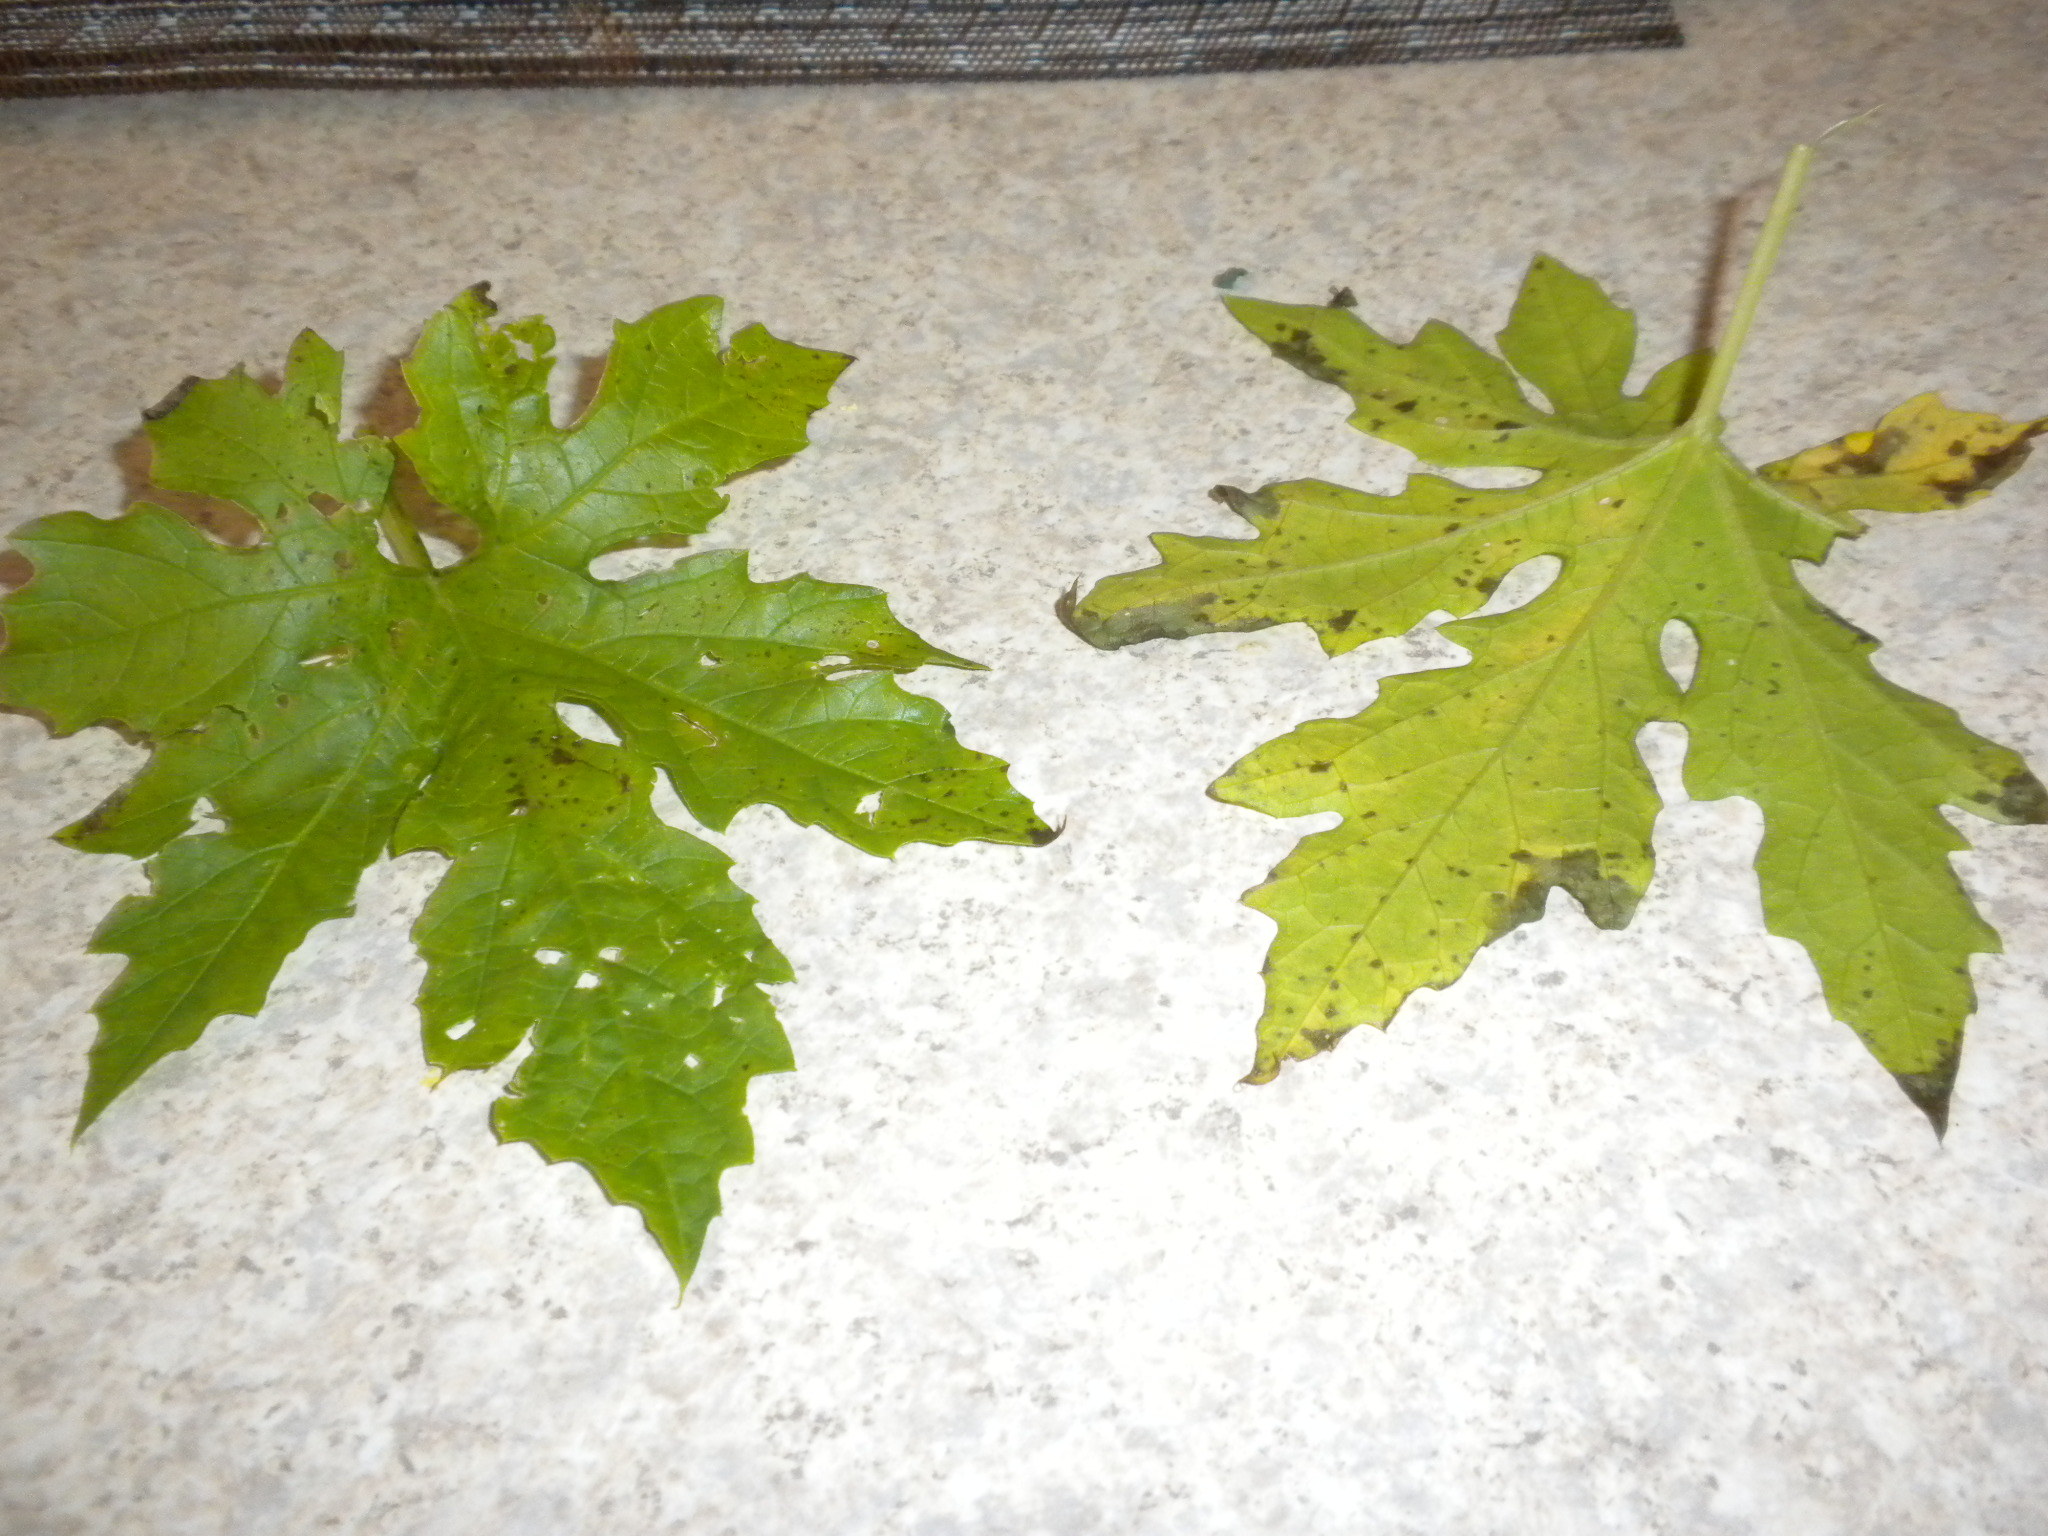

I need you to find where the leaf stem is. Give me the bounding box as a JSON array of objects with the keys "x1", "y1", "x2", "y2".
[
  {"x1": 1688, "y1": 141, "x2": 1816, "y2": 433},
  {"x1": 378, "y1": 504, "x2": 434, "y2": 571}
]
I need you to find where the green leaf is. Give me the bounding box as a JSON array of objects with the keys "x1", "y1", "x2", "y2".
[
  {"x1": 1, "y1": 287, "x2": 1050, "y2": 1288},
  {"x1": 1067, "y1": 183, "x2": 2044, "y2": 1133},
  {"x1": 400, "y1": 287, "x2": 850, "y2": 566}
]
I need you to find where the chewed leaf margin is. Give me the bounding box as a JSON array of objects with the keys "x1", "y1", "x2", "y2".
[{"x1": 1067, "y1": 187, "x2": 2046, "y2": 1135}]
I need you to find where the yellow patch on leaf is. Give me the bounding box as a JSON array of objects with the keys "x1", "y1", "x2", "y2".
[{"x1": 1762, "y1": 392, "x2": 2045, "y2": 514}]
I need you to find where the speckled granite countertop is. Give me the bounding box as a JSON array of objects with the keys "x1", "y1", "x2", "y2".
[{"x1": 4, "y1": 3, "x2": 2047, "y2": 1532}]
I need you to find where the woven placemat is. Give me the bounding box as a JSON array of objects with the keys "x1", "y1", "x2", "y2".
[{"x1": 0, "y1": 2, "x2": 1681, "y2": 97}]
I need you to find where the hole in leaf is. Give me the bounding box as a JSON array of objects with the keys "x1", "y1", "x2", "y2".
[
  {"x1": 419, "y1": 531, "x2": 465, "y2": 569},
  {"x1": 384, "y1": 455, "x2": 483, "y2": 560},
  {"x1": 599, "y1": 946, "x2": 623, "y2": 962},
  {"x1": 587, "y1": 547, "x2": 695, "y2": 583},
  {"x1": 501, "y1": 898, "x2": 515, "y2": 908},
  {"x1": 1660, "y1": 618, "x2": 1700, "y2": 692},
  {"x1": 560, "y1": 352, "x2": 607, "y2": 430},
  {"x1": 1471, "y1": 554, "x2": 1561, "y2": 619},
  {"x1": 1440, "y1": 464, "x2": 1542, "y2": 490},
  {"x1": 855, "y1": 791, "x2": 883, "y2": 818},
  {"x1": 574, "y1": 971, "x2": 601, "y2": 990},
  {"x1": 445, "y1": 1019, "x2": 477, "y2": 1040},
  {"x1": 819, "y1": 654, "x2": 851, "y2": 668},
  {"x1": 190, "y1": 797, "x2": 225, "y2": 835},
  {"x1": 684, "y1": 1053, "x2": 702, "y2": 1071},
  {"x1": 1636, "y1": 720, "x2": 1691, "y2": 808},
  {"x1": 554, "y1": 701, "x2": 620, "y2": 745},
  {"x1": 698, "y1": 653, "x2": 721, "y2": 668},
  {"x1": 534, "y1": 948, "x2": 565, "y2": 966},
  {"x1": 864, "y1": 639, "x2": 882, "y2": 651}
]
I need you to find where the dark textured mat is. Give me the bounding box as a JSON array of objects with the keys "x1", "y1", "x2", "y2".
[{"x1": 0, "y1": 2, "x2": 1681, "y2": 97}]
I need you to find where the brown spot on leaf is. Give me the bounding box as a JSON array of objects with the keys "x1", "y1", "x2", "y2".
[
  {"x1": 1489, "y1": 848, "x2": 1641, "y2": 940},
  {"x1": 1892, "y1": 1036, "x2": 1961, "y2": 1140},
  {"x1": 1962, "y1": 433, "x2": 2041, "y2": 494},
  {"x1": 61, "y1": 796, "x2": 124, "y2": 843},
  {"x1": 1996, "y1": 770, "x2": 2048, "y2": 824},
  {"x1": 1209, "y1": 484, "x2": 1259, "y2": 518},
  {"x1": 142, "y1": 376, "x2": 202, "y2": 422},
  {"x1": 1267, "y1": 327, "x2": 1344, "y2": 386}
]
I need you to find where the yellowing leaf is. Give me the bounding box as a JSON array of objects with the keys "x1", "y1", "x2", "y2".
[
  {"x1": 1761, "y1": 391, "x2": 2046, "y2": 515},
  {"x1": 1, "y1": 288, "x2": 1050, "y2": 1289},
  {"x1": 1067, "y1": 183, "x2": 2045, "y2": 1133}
]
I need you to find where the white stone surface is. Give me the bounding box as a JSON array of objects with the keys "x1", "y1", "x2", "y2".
[{"x1": 4, "y1": 3, "x2": 2048, "y2": 1531}]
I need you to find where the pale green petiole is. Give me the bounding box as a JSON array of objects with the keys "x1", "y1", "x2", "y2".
[{"x1": 1688, "y1": 140, "x2": 1817, "y2": 434}]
